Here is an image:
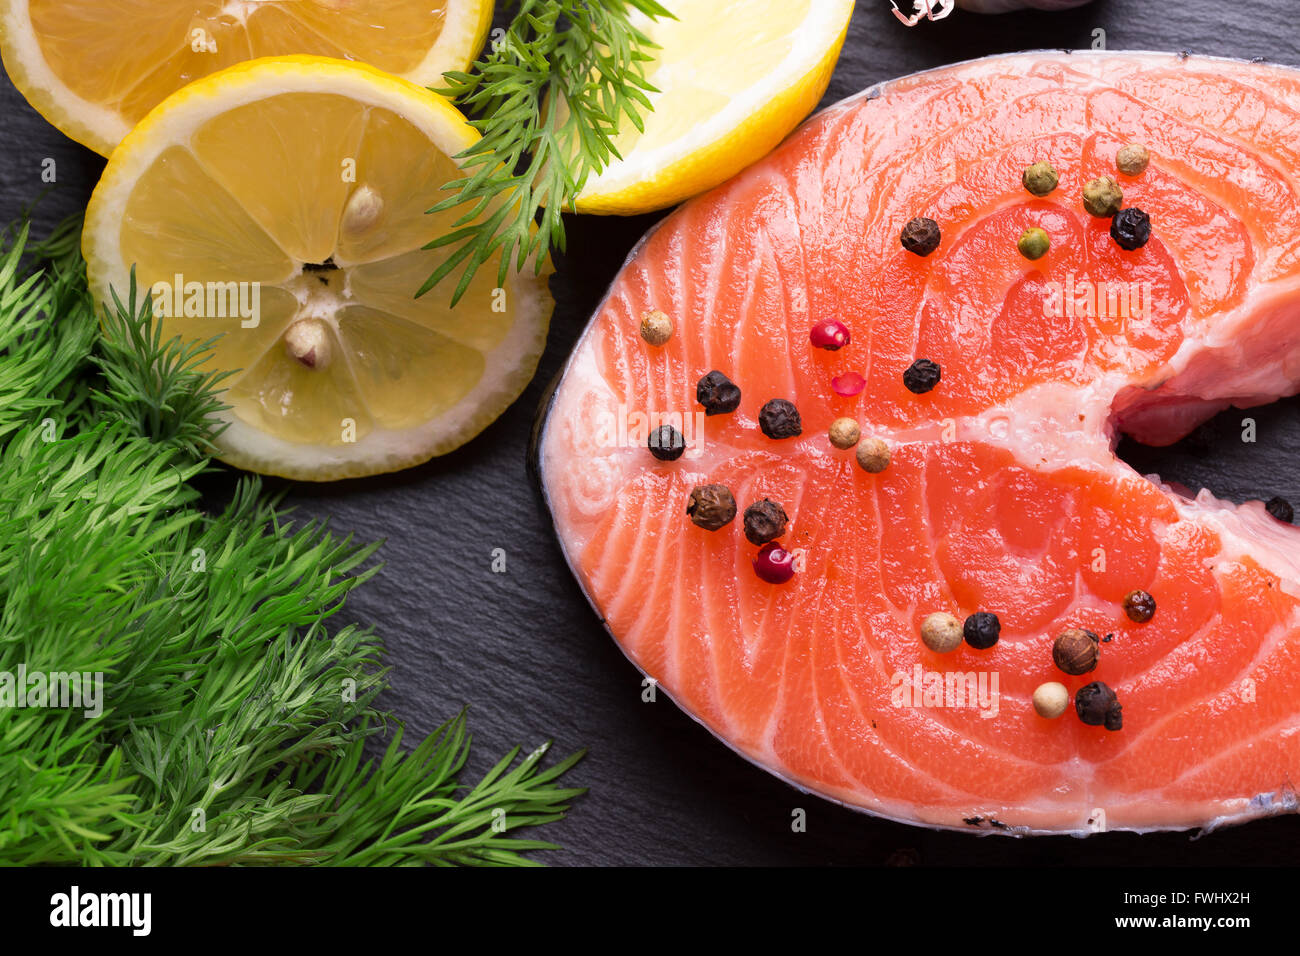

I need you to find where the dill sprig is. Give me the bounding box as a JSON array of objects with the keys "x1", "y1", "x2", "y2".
[
  {"x1": 0, "y1": 220, "x2": 584, "y2": 865},
  {"x1": 0, "y1": 217, "x2": 95, "y2": 440},
  {"x1": 92, "y1": 266, "x2": 234, "y2": 459},
  {"x1": 421, "y1": 0, "x2": 672, "y2": 305}
]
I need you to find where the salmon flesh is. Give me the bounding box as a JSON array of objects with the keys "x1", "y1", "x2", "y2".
[{"x1": 538, "y1": 52, "x2": 1300, "y2": 835}]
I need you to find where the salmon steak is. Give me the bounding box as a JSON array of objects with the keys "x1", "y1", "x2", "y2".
[{"x1": 537, "y1": 51, "x2": 1300, "y2": 834}]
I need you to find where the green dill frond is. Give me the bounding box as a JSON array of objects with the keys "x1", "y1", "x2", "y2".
[
  {"x1": 92, "y1": 267, "x2": 234, "y2": 459},
  {"x1": 0, "y1": 217, "x2": 97, "y2": 440},
  {"x1": 307, "y1": 717, "x2": 586, "y2": 866},
  {"x1": 0, "y1": 222, "x2": 584, "y2": 866},
  {"x1": 422, "y1": 0, "x2": 672, "y2": 305}
]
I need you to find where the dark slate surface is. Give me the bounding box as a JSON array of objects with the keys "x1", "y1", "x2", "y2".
[{"x1": 4, "y1": 0, "x2": 1300, "y2": 866}]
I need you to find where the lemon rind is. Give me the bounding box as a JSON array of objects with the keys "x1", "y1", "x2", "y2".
[
  {"x1": 0, "y1": 0, "x2": 492, "y2": 156},
  {"x1": 575, "y1": 0, "x2": 855, "y2": 215}
]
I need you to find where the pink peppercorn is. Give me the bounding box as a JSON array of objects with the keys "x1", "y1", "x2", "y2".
[
  {"x1": 810, "y1": 319, "x2": 851, "y2": 351},
  {"x1": 754, "y1": 542, "x2": 796, "y2": 584}
]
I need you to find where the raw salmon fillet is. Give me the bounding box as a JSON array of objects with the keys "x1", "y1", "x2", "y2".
[{"x1": 538, "y1": 52, "x2": 1300, "y2": 834}]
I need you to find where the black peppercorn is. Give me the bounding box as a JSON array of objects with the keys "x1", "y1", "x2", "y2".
[
  {"x1": 1266, "y1": 496, "x2": 1294, "y2": 524},
  {"x1": 963, "y1": 612, "x2": 1000, "y2": 649},
  {"x1": 1122, "y1": 589, "x2": 1156, "y2": 623},
  {"x1": 647, "y1": 425, "x2": 685, "y2": 461},
  {"x1": 687, "y1": 484, "x2": 737, "y2": 531},
  {"x1": 1053, "y1": 628, "x2": 1100, "y2": 675},
  {"x1": 1076, "y1": 681, "x2": 1123, "y2": 731},
  {"x1": 743, "y1": 499, "x2": 789, "y2": 545},
  {"x1": 1110, "y1": 207, "x2": 1151, "y2": 250},
  {"x1": 696, "y1": 370, "x2": 741, "y2": 416},
  {"x1": 900, "y1": 216, "x2": 941, "y2": 257},
  {"x1": 903, "y1": 359, "x2": 941, "y2": 394},
  {"x1": 759, "y1": 399, "x2": 802, "y2": 439}
]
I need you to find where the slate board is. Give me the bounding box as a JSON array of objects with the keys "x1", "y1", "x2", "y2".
[{"x1": 4, "y1": 0, "x2": 1300, "y2": 866}]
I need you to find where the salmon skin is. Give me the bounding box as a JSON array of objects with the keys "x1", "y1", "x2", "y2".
[{"x1": 537, "y1": 51, "x2": 1300, "y2": 835}]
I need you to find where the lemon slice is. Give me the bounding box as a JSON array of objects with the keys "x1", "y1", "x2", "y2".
[
  {"x1": 83, "y1": 56, "x2": 553, "y2": 482},
  {"x1": 0, "y1": 0, "x2": 493, "y2": 155},
  {"x1": 573, "y1": 0, "x2": 855, "y2": 216}
]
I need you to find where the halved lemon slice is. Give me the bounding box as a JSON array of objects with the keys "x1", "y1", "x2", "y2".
[
  {"x1": 0, "y1": 0, "x2": 493, "y2": 155},
  {"x1": 574, "y1": 0, "x2": 855, "y2": 215},
  {"x1": 83, "y1": 55, "x2": 553, "y2": 481}
]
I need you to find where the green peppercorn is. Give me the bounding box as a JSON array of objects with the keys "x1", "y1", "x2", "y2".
[
  {"x1": 1082, "y1": 175, "x2": 1123, "y2": 218},
  {"x1": 1017, "y1": 227, "x2": 1050, "y2": 260},
  {"x1": 1022, "y1": 161, "x2": 1059, "y2": 197}
]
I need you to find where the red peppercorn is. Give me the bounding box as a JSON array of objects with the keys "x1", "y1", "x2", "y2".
[
  {"x1": 753, "y1": 542, "x2": 796, "y2": 584},
  {"x1": 810, "y1": 319, "x2": 851, "y2": 351}
]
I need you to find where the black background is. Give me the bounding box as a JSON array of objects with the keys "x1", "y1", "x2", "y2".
[{"x1": 3, "y1": 0, "x2": 1300, "y2": 866}]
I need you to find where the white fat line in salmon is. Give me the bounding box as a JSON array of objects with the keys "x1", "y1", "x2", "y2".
[
  {"x1": 890, "y1": 664, "x2": 999, "y2": 718},
  {"x1": 592, "y1": 405, "x2": 708, "y2": 459}
]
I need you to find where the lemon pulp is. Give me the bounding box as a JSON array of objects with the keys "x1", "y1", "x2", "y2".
[
  {"x1": 2, "y1": 0, "x2": 493, "y2": 153},
  {"x1": 84, "y1": 57, "x2": 553, "y2": 480}
]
